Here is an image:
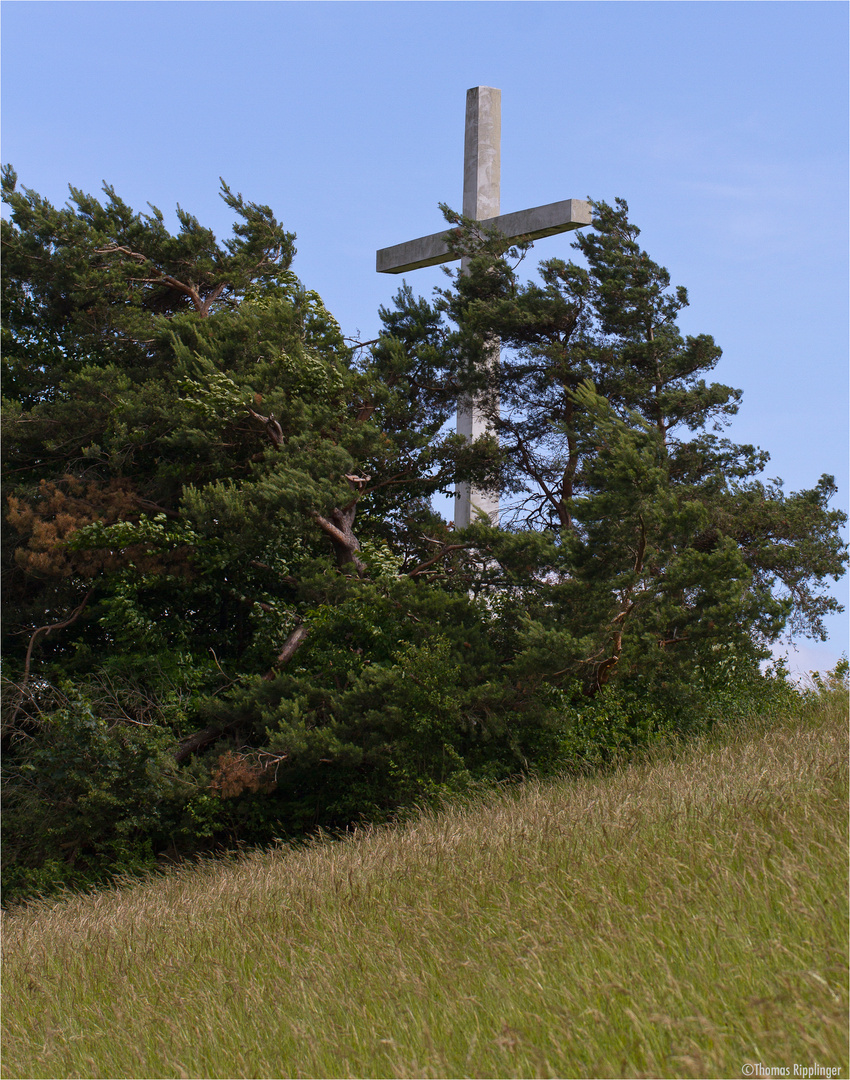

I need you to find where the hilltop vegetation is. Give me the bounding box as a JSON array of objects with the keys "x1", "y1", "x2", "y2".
[
  {"x1": 2, "y1": 683, "x2": 846, "y2": 1079},
  {"x1": 2, "y1": 169, "x2": 846, "y2": 902}
]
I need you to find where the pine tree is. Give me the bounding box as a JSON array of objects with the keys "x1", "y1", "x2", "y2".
[
  {"x1": 378, "y1": 198, "x2": 847, "y2": 693},
  {"x1": 2, "y1": 175, "x2": 543, "y2": 899}
]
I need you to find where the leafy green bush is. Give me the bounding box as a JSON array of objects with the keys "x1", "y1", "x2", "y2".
[
  {"x1": 539, "y1": 641, "x2": 801, "y2": 773},
  {"x1": 2, "y1": 682, "x2": 175, "y2": 898}
]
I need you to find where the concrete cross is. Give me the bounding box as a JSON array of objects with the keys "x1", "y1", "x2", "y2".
[{"x1": 377, "y1": 86, "x2": 592, "y2": 527}]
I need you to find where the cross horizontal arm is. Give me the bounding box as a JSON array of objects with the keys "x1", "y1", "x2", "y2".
[{"x1": 376, "y1": 198, "x2": 592, "y2": 275}]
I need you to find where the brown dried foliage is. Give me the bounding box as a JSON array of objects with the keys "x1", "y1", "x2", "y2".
[
  {"x1": 6, "y1": 475, "x2": 191, "y2": 580},
  {"x1": 209, "y1": 751, "x2": 278, "y2": 799}
]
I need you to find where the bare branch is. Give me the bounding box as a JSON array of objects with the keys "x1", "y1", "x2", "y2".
[
  {"x1": 174, "y1": 725, "x2": 229, "y2": 765},
  {"x1": 173, "y1": 629, "x2": 309, "y2": 762},
  {"x1": 200, "y1": 282, "x2": 226, "y2": 317},
  {"x1": 407, "y1": 543, "x2": 469, "y2": 578},
  {"x1": 9, "y1": 590, "x2": 94, "y2": 726},
  {"x1": 311, "y1": 505, "x2": 368, "y2": 576},
  {"x1": 262, "y1": 623, "x2": 310, "y2": 680},
  {"x1": 95, "y1": 244, "x2": 225, "y2": 316},
  {"x1": 344, "y1": 336, "x2": 382, "y2": 348},
  {"x1": 311, "y1": 511, "x2": 350, "y2": 548},
  {"x1": 134, "y1": 496, "x2": 181, "y2": 519},
  {"x1": 248, "y1": 408, "x2": 284, "y2": 449},
  {"x1": 94, "y1": 243, "x2": 148, "y2": 263}
]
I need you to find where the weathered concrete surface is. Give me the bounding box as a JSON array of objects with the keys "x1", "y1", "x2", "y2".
[
  {"x1": 376, "y1": 198, "x2": 593, "y2": 275},
  {"x1": 455, "y1": 87, "x2": 501, "y2": 528},
  {"x1": 455, "y1": 348, "x2": 500, "y2": 527},
  {"x1": 464, "y1": 86, "x2": 500, "y2": 222}
]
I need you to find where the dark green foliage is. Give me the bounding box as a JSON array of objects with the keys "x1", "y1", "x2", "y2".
[
  {"x1": 2, "y1": 176, "x2": 845, "y2": 905},
  {"x1": 2, "y1": 677, "x2": 179, "y2": 898},
  {"x1": 410, "y1": 199, "x2": 847, "y2": 690}
]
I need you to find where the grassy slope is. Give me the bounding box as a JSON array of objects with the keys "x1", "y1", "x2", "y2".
[{"x1": 3, "y1": 694, "x2": 847, "y2": 1080}]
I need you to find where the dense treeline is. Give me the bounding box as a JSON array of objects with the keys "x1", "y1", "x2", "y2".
[{"x1": 2, "y1": 168, "x2": 846, "y2": 902}]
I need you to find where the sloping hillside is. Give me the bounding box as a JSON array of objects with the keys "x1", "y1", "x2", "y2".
[{"x1": 3, "y1": 695, "x2": 847, "y2": 1080}]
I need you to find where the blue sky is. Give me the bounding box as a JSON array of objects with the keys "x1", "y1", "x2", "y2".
[{"x1": 3, "y1": 1, "x2": 847, "y2": 671}]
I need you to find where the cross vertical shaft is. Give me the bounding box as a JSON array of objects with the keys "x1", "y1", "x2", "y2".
[
  {"x1": 456, "y1": 86, "x2": 501, "y2": 528},
  {"x1": 463, "y1": 86, "x2": 500, "y2": 221},
  {"x1": 375, "y1": 87, "x2": 591, "y2": 528}
]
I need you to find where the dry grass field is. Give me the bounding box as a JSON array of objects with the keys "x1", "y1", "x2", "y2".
[{"x1": 2, "y1": 690, "x2": 847, "y2": 1080}]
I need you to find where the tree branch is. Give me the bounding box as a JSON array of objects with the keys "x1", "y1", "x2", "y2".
[
  {"x1": 262, "y1": 622, "x2": 310, "y2": 680},
  {"x1": 94, "y1": 243, "x2": 148, "y2": 263},
  {"x1": 134, "y1": 496, "x2": 181, "y2": 519},
  {"x1": 407, "y1": 543, "x2": 468, "y2": 578},
  {"x1": 173, "y1": 626, "x2": 311, "y2": 763},
  {"x1": 95, "y1": 244, "x2": 224, "y2": 317},
  {"x1": 200, "y1": 282, "x2": 226, "y2": 317},
  {"x1": 9, "y1": 590, "x2": 94, "y2": 726},
  {"x1": 248, "y1": 408, "x2": 284, "y2": 449},
  {"x1": 311, "y1": 507, "x2": 368, "y2": 576},
  {"x1": 174, "y1": 724, "x2": 230, "y2": 765}
]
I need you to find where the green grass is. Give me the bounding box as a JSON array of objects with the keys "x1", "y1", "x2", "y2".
[{"x1": 3, "y1": 691, "x2": 847, "y2": 1079}]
